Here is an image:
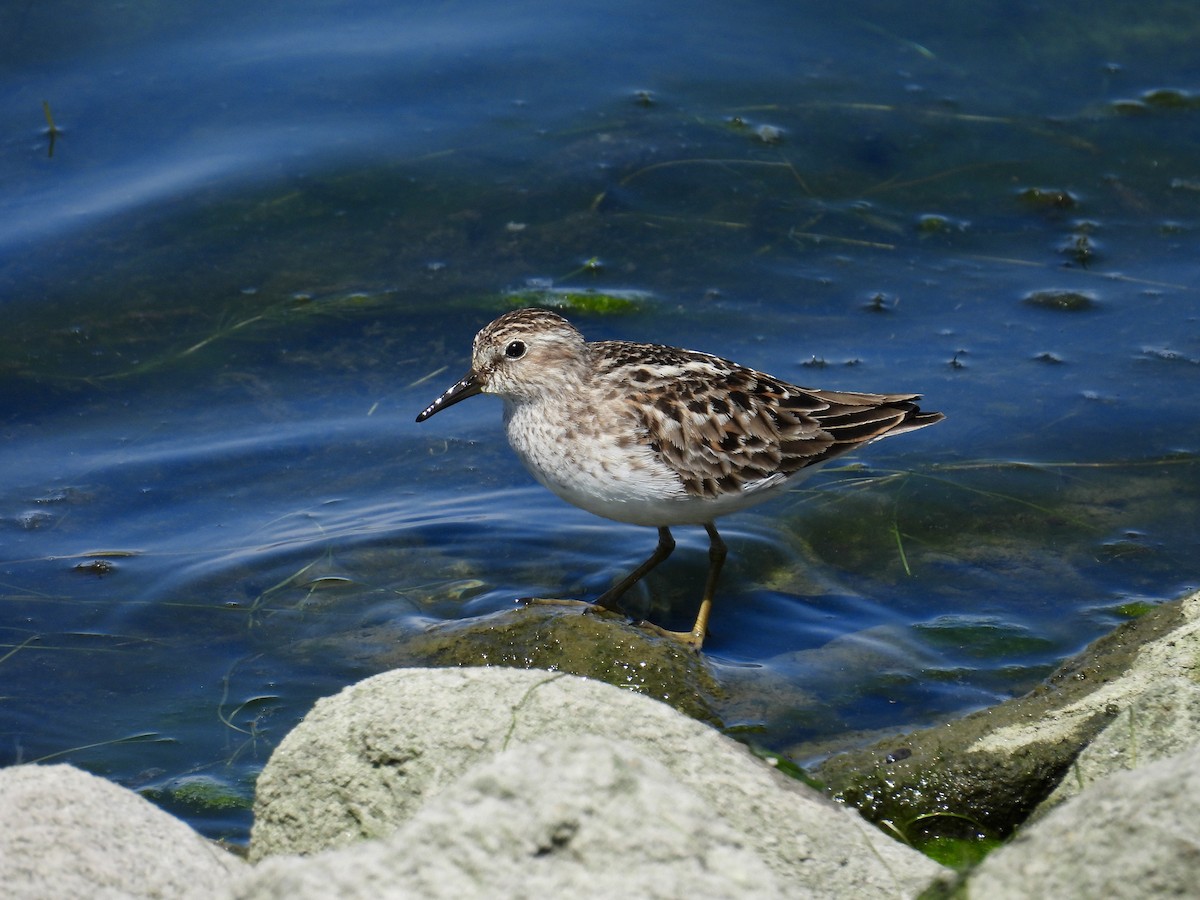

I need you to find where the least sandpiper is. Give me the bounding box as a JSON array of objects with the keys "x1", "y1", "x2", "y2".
[{"x1": 417, "y1": 307, "x2": 943, "y2": 650}]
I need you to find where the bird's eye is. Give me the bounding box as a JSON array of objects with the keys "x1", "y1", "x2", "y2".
[{"x1": 504, "y1": 340, "x2": 527, "y2": 359}]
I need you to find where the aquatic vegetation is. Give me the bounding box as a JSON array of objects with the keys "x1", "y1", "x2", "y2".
[
  {"x1": 1015, "y1": 187, "x2": 1078, "y2": 212},
  {"x1": 882, "y1": 812, "x2": 1002, "y2": 871},
  {"x1": 140, "y1": 776, "x2": 252, "y2": 813},
  {"x1": 502, "y1": 286, "x2": 648, "y2": 314}
]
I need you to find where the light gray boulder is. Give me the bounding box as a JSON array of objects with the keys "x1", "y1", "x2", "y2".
[
  {"x1": 966, "y1": 747, "x2": 1200, "y2": 899},
  {"x1": 1039, "y1": 676, "x2": 1200, "y2": 813},
  {"x1": 235, "y1": 735, "x2": 782, "y2": 899},
  {"x1": 0, "y1": 763, "x2": 244, "y2": 900},
  {"x1": 249, "y1": 667, "x2": 943, "y2": 898}
]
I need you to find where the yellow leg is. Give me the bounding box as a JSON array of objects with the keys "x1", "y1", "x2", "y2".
[
  {"x1": 644, "y1": 522, "x2": 725, "y2": 651},
  {"x1": 527, "y1": 523, "x2": 727, "y2": 652}
]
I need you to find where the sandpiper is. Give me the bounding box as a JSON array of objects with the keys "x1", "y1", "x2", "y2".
[{"x1": 417, "y1": 307, "x2": 943, "y2": 650}]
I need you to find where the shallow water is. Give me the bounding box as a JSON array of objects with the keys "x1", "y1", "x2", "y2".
[{"x1": 3, "y1": 0, "x2": 1199, "y2": 842}]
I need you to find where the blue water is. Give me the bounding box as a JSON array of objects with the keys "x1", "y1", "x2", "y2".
[{"x1": 3, "y1": 1, "x2": 1200, "y2": 842}]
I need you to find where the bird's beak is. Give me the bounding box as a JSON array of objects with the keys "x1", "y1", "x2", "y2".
[{"x1": 415, "y1": 371, "x2": 484, "y2": 422}]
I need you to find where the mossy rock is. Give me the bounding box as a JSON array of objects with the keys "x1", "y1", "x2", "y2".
[
  {"x1": 379, "y1": 604, "x2": 724, "y2": 726},
  {"x1": 806, "y1": 597, "x2": 1189, "y2": 843},
  {"x1": 140, "y1": 775, "x2": 252, "y2": 813}
]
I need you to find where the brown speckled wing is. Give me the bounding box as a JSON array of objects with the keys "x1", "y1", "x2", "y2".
[{"x1": 593, "y1": 340, "x2": 941, "y2": 499}]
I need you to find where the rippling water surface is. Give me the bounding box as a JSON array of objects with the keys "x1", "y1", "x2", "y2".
[{"x1": 3, "y1": 0, "x2": 1199, "y2": 842}]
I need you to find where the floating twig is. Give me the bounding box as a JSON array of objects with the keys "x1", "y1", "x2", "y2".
[{"x1": 42, "y1": 99, "x2": 60, "y2": 157}]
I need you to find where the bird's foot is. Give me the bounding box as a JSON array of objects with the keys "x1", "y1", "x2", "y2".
[{"x1": 633, "y1": 620, "x2": 705, "y2": 652}]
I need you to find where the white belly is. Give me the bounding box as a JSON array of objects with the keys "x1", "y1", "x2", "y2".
[{"x1": 502, "y1": 400, "x2": 799, "y2": 527}]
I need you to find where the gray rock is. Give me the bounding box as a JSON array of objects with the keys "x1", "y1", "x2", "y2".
[
  {"x1": 250, "y1": 667, "x2": 943, "y2": 897},
  {"x1": 370, "y1": 604, "x2": 726, "y2": 726},
  {"x1": 235, "y1": 735, "x2": 783, "y2": 899},
  {"x1": 968, "y1": 590, "x2": 1200, "y2": 763},
  {"x1": 810, "y1": 587, "x2": 1200, "y2": 837},
  {"x1": 0, "y1": 763, "x2": 244, "y2": 900},
  {"x1": 965, "y1": 747, "x2": 1200, "y2": 899},
  {"x1": 1039, "y1": 676, "x2": 1200, "y2": 814}
]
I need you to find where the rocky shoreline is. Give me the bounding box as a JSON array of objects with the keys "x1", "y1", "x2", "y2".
[{"x1": 4, "y1": 587, "x2": 1198, "y2": 898}]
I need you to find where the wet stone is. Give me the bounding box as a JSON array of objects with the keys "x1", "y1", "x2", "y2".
[{"x1": 1022, "y1": 289, "x2": 1098, "y2": 312}]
